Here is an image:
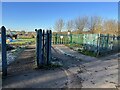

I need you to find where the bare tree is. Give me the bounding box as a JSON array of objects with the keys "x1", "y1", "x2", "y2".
[
  {"x1": 89, "y1": 16, "x2": 103, "y2": 34},
  {"x1": 103, "y1": 19, "x2": 118, "y2": 35},
  {"x1": 75, "y1": 16, "x2": 88, "y2": 33},
  {"x1": 66, "y1": 20, "x2": 74, "y2": 32},
  {"x1": 118, "y1": 21, "x2": 120, "y2": 36},
  {"x1": 54, "y1": 19, "x2": 64, "y2": 33}
]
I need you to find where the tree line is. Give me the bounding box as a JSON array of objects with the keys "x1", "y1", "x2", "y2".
[{"x1": 54, "y1": 16, "x2": 118, "y2": 35}]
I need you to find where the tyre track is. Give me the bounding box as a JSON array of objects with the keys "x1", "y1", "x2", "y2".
[{"x1": 52, "y1": 46, "x2": 83, "y2": 88}]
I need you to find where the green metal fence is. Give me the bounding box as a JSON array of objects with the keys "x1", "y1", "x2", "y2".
[
  {"x1": 52, "y1": 33, "x2": 120, "y2": 53},
  {"x1": 72, "y1": 34, "x2": 84, "y2": 44},
  {"x1": 52, "y1": 34, "x2": 70, "y2": 44}
]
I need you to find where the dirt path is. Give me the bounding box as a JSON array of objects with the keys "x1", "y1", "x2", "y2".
[
  {"x1": 7, "y1": 45, "x2": 36, "y2": 76},
  {"x1": 52, "y1": 46, "x2": 83, "y2": 88},
  {"x1": 2, "y1": 45, "x2": 68, "y2": 88},
  {"x1": 52, "y1": 45, "x2": 119, "y2": 88},
  {"x1": 2, "y1": 44, "x2": 119, "y2": 88}
]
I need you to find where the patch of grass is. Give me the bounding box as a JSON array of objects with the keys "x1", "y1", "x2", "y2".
[
  {"x1": 9, "y1": 42, "x2": 27, "y2": 45},
  {"x1": 65, "y1": 43, "x2": 97, "y2": 57},
  {"x1": 8, "y1": 38, "x2": 35, "y2": 46},
  {"x1": 65, "y1": 44, "x2": 83, "y2": 49},
  {"x1": 18, "y1": 35, "x2": 35, "y2": 39},
  {"x1": 78, "y1": 49, "x2": 97, "y2": 57},
  {"x1": 17, "y1": 38, "x2": 35, "y2": 42},
  {"x1": 70, "y1": 44, "x2": 83, "y2": 48}
]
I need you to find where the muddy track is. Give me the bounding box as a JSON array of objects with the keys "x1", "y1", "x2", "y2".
[
  {"x1": 7, "y1": 45, "x2": 36, "y2": 76},
  {"x1": 52, "y1": 45, "x2": 119, "y2": 88},
  {"x1": 52, "y1": 46, "x2": 83, "y2": 88}
]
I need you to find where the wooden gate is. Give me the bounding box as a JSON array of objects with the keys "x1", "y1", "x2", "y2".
[{"x1": 35, "y1": 29, "x2": 52, "y2": 68}]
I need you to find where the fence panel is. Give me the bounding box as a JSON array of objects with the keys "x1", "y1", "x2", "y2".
[
  {"x1": 72, "y1": 34, "x2": 84, "y2": 44},
  {"x1": 52, "y1": 34, "x2": 70, "y2": 44},
  {"x1": 52, "y1": 33, "x2": 120, "y2": 54}
]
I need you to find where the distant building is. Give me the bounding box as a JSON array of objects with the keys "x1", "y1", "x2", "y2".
[
  {"x1": 6, "y1": 31, "x2": 18, "y2": 39},
  {"x1": 83, "y1": 28, "x2": 90, "y2": 31}
]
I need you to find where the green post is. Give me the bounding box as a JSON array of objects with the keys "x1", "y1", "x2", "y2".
[
  {"x1": 112, "y1": 35, "x2": 115, "y2": 50},
  {"x1": 106, "y1": 34, "x2": 109, "y2": 50},
  {"x1": 55, "y1": 33, "x2": 57, "y2": 44},
  {"x1": 96, "y1": 34, "x2": 101, "y2": 56},
  {"x1": 70, "y1": 34, "x2": 72, "y2": 44}
]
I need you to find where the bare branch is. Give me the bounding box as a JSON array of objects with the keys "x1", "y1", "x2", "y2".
[
  {"x1": 54, "y1": 19, "x2": 64, "y2": 32},
  {"x1": 75, "y1": 16, "x2": 88, "y2": 33}
]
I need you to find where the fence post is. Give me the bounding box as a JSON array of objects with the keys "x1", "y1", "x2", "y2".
[
  {"x1": 39, "y1": 29, "x2": 42, "y2": 66},
  {"x1": 96, "y1": 34, "x2": 101, "y2": 56},
  {"x1": 49, "y1": 30, "x2": 52, "y2": 62},
  {"x1": 70, "y1": 34, "x2": 72, "y2": 44},
  {"x1": 111, "y1": 35, "x2": 115, "y2": 51},
  {"x1": 35, "y1": 29, "x2": 39, "y2": 66},
  {"x1": 36, "y1": 29, "x2": 39, "y2": 67},
  {"x1": 106, "y1": 34, "x2": 109, "y2": 50},
  {"x1": 55, "y1": 33, "x2": 57, "y2": 44},
  {"x1": 46, "y1": 30, "x2": 50, "y2": 65},
  {"x1": 1, "y1": 26, "x2": 7, "y2": 76},
  {"x1": 36, "y1": 29, "x2": 42, "y2": 67},
  {"x1": 42, "y1": 30, "x2": 45, "y2": 64}
]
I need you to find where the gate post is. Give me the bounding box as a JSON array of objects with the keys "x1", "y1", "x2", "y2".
[
  {"x1": 42, "y1": 30, "x2": 45, "y2": 64},
  {"x1": 36, "y1": 29, "x2": 52, "y2": 67},
  {"x1": 36, "y1": 29, "x2": 42, "y2": 67},
  {"x1": 36, "y1": 29, "x2": 39, "y2": 67},
  {"x1": 38, "y1": 29, "x2": 42, "y2": 66},
  {"x1": 45, "y1": 30, "x2": 52, "y2": 65},
  {"x1": 1, "y1": 26, "x2": 7, "y2": 76},
  {"x1": 46, "y1": 30, "x2": 49, "y2": 65},
  {"x1": 49, "y1": 30, "x2": 52, "y2": 62},
  {"x1": 35, "y1": 29, "x2": 38, "y2": 66}
]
